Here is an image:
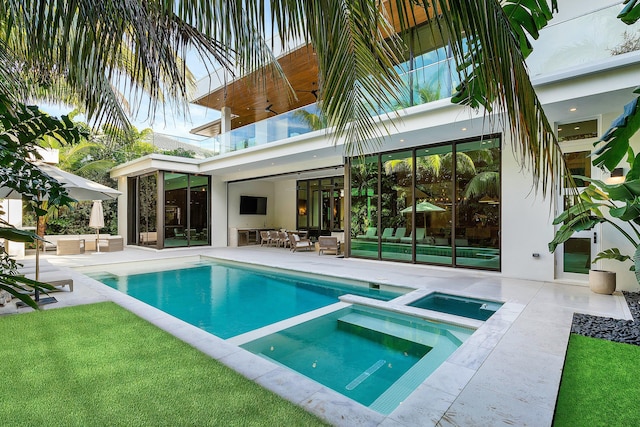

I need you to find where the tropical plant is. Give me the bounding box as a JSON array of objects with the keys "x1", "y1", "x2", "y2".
[
  {"x1": 0, "y1": 0, "x2": 568, "y2": 195},
  {"x1": 549, "y1": 1, "x2": 640, "y2": 284},
  {"x1": 548, "y1": 169, "x2": 640, "y2": 283},
  {"x1": 0, "y1": 96, "x2": 85, "y2": 308}
]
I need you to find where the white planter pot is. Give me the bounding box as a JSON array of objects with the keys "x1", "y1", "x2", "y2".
[{"x1": 589, "y1": 270, "x2": 616, "y2": 295}]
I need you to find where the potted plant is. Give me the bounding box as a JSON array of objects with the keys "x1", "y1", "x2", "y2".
[{"x1": 550, "y1": 91, "x2": 640, "y2": 293}]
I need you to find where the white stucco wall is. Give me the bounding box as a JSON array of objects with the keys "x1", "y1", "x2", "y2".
[
  {"x1": 227, "y1": 181, "x2": 276, "y2": 231},
  {"x1": 500, "y1": 133, "x2": 556, "y2": 282},
  {"x1": 210, "y1": 176, "x2": 227, "y2": 247},
  {"x1": 273, "y1": 179, "x2": 298, "y2": 231}
]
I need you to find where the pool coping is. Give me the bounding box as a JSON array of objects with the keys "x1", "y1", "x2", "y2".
[
  {"x1": 71, "y1": 255, "x2": 525, "y2": 426},
  {"x1": 15, "y1": 245, "x2": 633, "y2": 426}
]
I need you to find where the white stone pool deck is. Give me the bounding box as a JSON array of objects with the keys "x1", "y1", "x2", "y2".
[{"x1": 2, "y1": 246, "x2": 631, "y2": 426}]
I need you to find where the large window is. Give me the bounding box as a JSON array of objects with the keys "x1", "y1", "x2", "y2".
[
  {"x1": 164, "y1": 173, "x2": 210, "y2": 247},
  {"x1": 296, "y1": 176, "x2": 344, "y2": 240},
  {"x1": 350, "y1": 156, "x2": 379, "y2": 259},
  {"x1": 128, "y1": 172, "x2": 210, "y2": 249},
  {"x1": 349, "y1": 136, "x2": 500, "y2": 270}
]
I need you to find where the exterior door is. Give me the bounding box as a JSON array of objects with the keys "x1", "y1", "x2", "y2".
[{"x1": 556, "y1": 119, "x2": 600, "y2": 280}]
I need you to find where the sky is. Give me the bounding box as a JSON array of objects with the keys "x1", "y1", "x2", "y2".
[{"x1": 41, "y1": 55, "x2": 221, "y2": 142}]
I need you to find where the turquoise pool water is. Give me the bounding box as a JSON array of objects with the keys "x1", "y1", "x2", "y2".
[
  {"x1": 242, "y1": 305, "x2": 474, "y2": 414},
  {"x1": 409, "y1": 292, "x2": 503, "y2": 321},
  {"x1": 86, "y1": 259, "x2": 404, "y2": 339}
]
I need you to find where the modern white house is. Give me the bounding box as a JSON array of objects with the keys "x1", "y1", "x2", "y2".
[{"x1": 110, "y1": 0, "x2": 640, "y2": 291}]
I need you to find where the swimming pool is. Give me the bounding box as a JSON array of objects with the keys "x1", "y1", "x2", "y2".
[
  {"x1": 408, "y1": 292, "x2": 503, "y2": 321},
  {"x1": 241, "y1": 304, "x2": 473, "y2": 414},
  {"x1": 83, "y1": 258, "x2": 406, "y2": 338}
]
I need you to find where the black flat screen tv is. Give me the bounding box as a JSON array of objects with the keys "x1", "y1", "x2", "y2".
[{"x1": 240, "y1": 195, "x2": 267, "y2": 215}]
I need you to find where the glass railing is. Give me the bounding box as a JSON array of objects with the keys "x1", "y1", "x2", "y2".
[
  {"x1": 190, "y1": 58, "x2": 459, "y2": 156},
  {"x1": 527, "y1": 3, "x2": 632, "y2": 77}
]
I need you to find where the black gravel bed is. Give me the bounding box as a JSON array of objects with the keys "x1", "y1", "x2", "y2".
[{"x1": 571, "y1": 291, "x2": 640, "y2": 346}]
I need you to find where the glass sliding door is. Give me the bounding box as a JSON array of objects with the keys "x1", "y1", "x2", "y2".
[
  {"x1": 297, "y1": 182, "x2": 308, "y2": 229},
  {"x1": 296, "y1": 176, "x2": 344, "y2": 239},
  {"x1": 164, "y1": 172, "x2": 189, "y2": 248},
  {"x1": 415, "y1": 145, "x2": 453, "y2": 265},
  {"x1": 347, "y1": 135, "x2": 501, "y2": 271},
  {"x1": 129, "y1": 171, "x2": 209, "y2": 249},
  {"x1": 189, "y1": 175, "x2": 209, "y2": 246},
  {"x1": 455, "y1": 139, "x2": 500, "y2": 269},
  {"x1": 332, "y1": 177, "x2": 345, "y2": 231},
  {"x1": 138, "y1": 173, "x2": 158, "y2": 248},
  {"x1": 380, "y1": 150, "x2": 413, "y2": 261},
  {"x1": 350, "y1": 155, "x2": 379, "y2": 259}
]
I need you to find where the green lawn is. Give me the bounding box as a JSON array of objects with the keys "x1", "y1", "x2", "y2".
[
  {"x1": 0, "y1": 302, "x2": 327, "y2": 426},
  {"x1": 553, "y1": 333, "x2": 640, "y2": 426}
]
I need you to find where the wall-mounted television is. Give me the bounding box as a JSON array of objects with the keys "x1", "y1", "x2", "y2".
[{"x1": 240, "y1": 195, "x2": 267, "y2": 215}]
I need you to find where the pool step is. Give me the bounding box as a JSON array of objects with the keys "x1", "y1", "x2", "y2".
[{"x1": 337, "y1": 312, "x2": 469, "y2": 347}]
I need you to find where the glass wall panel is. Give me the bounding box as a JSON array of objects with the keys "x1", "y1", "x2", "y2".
[
  {"x1": 296, "y1": 176, "x2": 344, "y2": 239},
  {"x1": 564, "y1": 237, "x2": 591, "y2": 274},
  {"x1": 350, "y1": 156, "x2": 379, "y2": 259},
  {"x1": 321, "y1": 178, "x2": 333, "y2": 234},
  {"x1": 297, "y1": 183, "x2": 308, "y2": 228},
  {"x1": 454, "y1": 139, "x2": 500, "y2": 269},
  {"x1": 333, "y1": 177, "x2": 345, "y2": 231},
  {"x1": 415, "y1": 145, "x2": 453, "y2": 265},
  {"x1": 380, "y1": 150, "x2": 413, "y2": 261},
  {"x1": 308, "y1": 180, "x2": 321, "y2": 239},
  {"x1": 189, "y1": 175, "x2": 209, "y2": 246},
  {"x1": 138, "y1": 173, "x2": 158, "y2": 248},
  {"x1": 348, "y1": 136, "x2": 500, "y2": 271},
  {"x1": 164, "y1": 172, "x2": 189, "y2": 248}
]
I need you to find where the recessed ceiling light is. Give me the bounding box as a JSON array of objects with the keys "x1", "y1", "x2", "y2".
[
  {"x1": 558, "y1": 128, "x2": 563, "y2": 131},
  {"x1": 400, "y1": 139, "x2": 405, "y2": 142},
  {"x1": 574, "y1": 126, "x2": 580, "y2": 130},
  {"x1": 569, "y1": 107, "x2": 577, "y2": 112},
  {"x1": 271, "y1": 162, "x2": 275, "y2": 165},
  {"x1": 461, "y1": 127, "x2": 467, "y2": 131},
  {"x1": 313, "y1": 155, "x2": 317, "y2": 158}
]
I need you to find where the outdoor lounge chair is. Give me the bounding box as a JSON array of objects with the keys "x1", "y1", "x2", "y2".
[
  {"x1": 289, "y1": 232, "x2": 312, "y2": 252},
  {"x1": 400, "y1": 228, "x2": 425, "y2": 244},
  {"x1": 380, "y1": 228, "x2": 394, "y2": 241},
  {"x1": 356, "y1": 227, "x2": 377, "y2": 240},
  {"x1": 318, "y1": 236, "x2": 339, "y2": 255},
  {"x1": 24, "y1": 271, "x2": 73, "y2": 292},
  {"x1": 384, "y1": 227, "x2": 406, "y2": 243}
]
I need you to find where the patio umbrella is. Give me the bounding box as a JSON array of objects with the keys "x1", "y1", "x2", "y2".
[
  {"x1": 400, "y1": 201, "x2": 445, "y2": 228},
  {"x1": 89, "y1": 200, "x2": 105, "y2": 253},
  {"x1": 400, "y1": 201, "x2": 445, "y2": 214},
  {"x1": 0, "y1": 162, "x2": 120, "y2": 300}
]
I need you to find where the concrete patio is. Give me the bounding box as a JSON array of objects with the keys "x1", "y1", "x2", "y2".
[{"x1": 1, "y1": 245, "x2": 631, "y2": 426}]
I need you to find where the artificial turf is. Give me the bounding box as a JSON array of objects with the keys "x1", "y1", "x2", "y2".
[
  {"x1": 553, "y1": 333, "x2": 640, "y2": 426},
  {"x1": 0, "y1": 302, "x2": 328, "y2": 426}
]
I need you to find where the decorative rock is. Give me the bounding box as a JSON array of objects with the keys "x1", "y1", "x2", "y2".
[{"x1": 571, "y1": 291, "x2": 640, "y2": 346}]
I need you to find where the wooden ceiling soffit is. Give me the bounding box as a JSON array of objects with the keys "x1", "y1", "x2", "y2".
[{"x1": 193, "y1": 46, "x2": 319, "y2": 130}]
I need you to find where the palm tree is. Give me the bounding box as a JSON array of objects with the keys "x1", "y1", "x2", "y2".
[{"x1": 0, "y1": 0, "x2": 568, "y2": 195}]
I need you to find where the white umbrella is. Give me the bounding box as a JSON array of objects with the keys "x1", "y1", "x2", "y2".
[
  {"x1": 89, "y1": 200, "x2": 105, "y2": 253},
  {"x1": 0, "y1": 162, "x2": 120, "y2": 286},
  {"x1": 400, "y1": 201, "x2": 445, "y2": 229},
  {"x1": 400, "y1": 201, "x2": 446, "y2": 214}
]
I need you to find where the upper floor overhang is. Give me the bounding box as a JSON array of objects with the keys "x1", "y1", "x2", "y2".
[{"x1": 189, "y1": 1, "x2": 437, "y2": 137}]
